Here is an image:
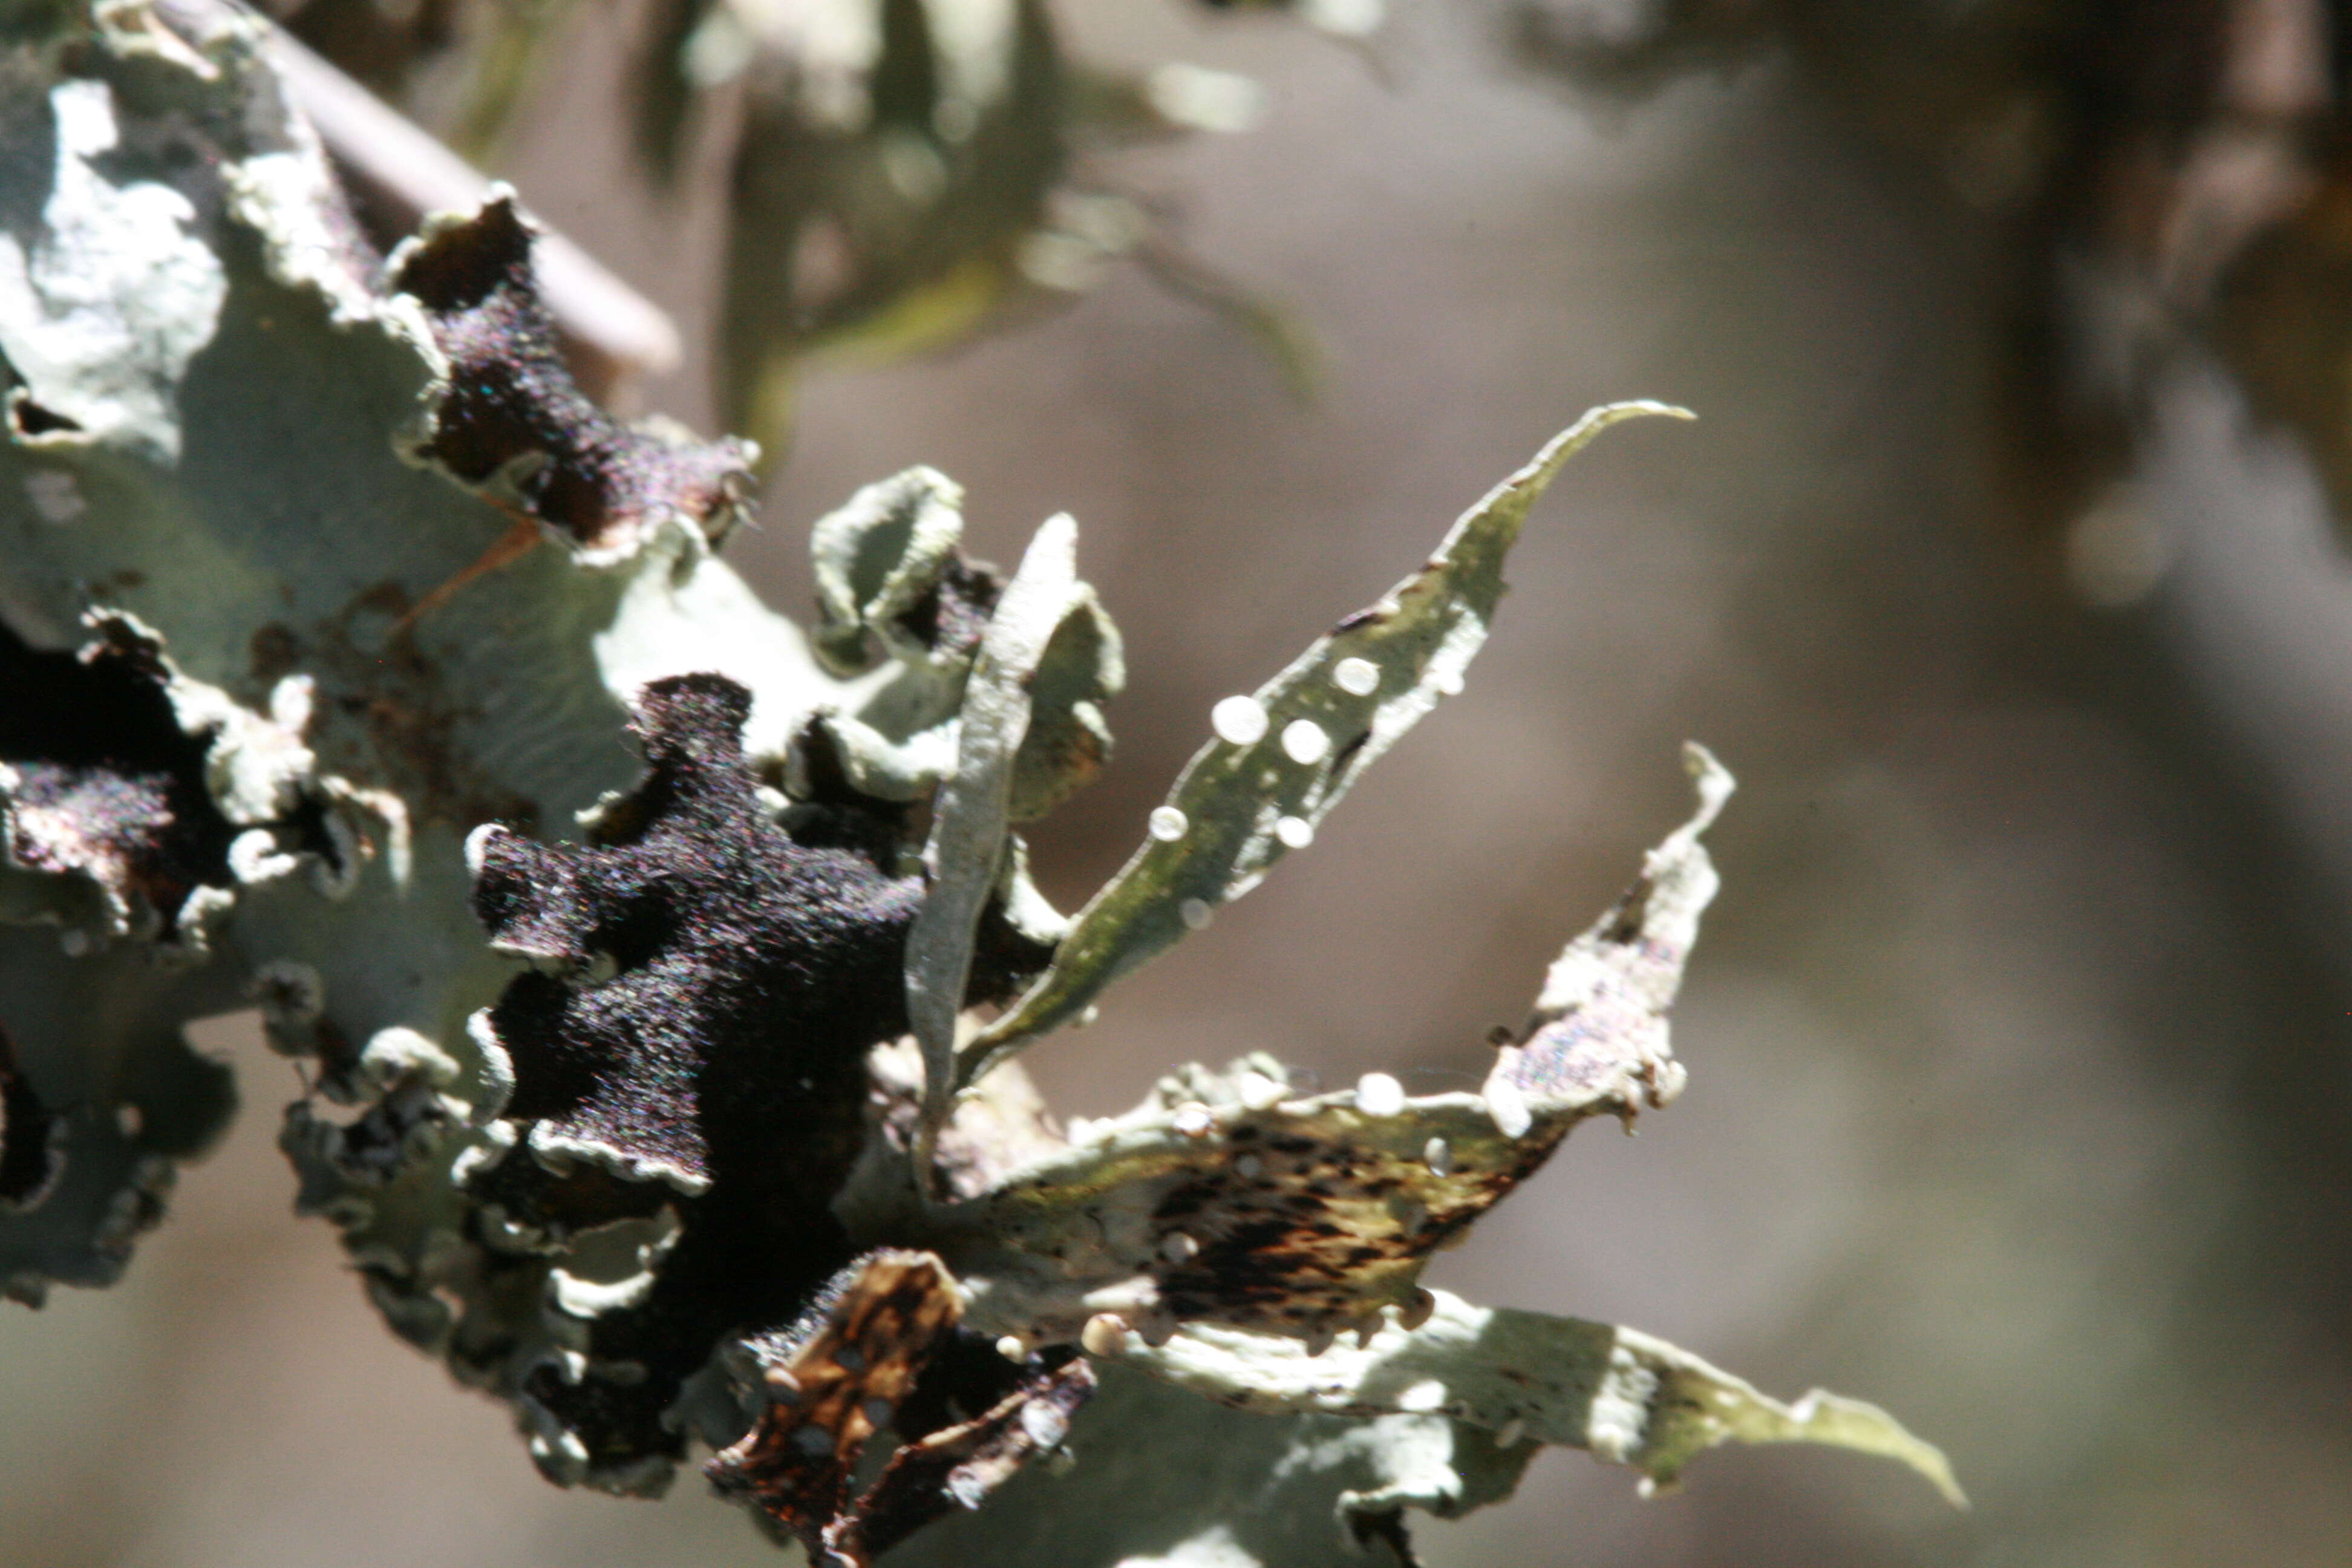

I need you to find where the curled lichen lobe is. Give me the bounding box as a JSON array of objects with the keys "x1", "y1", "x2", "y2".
[{"x1": 394, "y1": 197, "x2": 753, "y2": 558}]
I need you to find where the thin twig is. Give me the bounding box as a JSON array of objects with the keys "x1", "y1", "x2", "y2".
[{"x1": 264, "y1": 23, "x2": 683, "y2": 396}]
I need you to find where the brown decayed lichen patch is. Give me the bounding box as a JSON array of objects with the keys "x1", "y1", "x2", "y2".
[
  {"x1": 828, "y1": 1354, "x2": 1095, "y2": 1565},
  {"x1": 708, "y1": 1249, "x2": 1096, "y2": 1567},
  {"x1": 708, "y1": 1250, "x2": 965, "y2": 1554},
  {"x1": 923, "y1": 1083, "x2": 1579, "y2": 1350}
]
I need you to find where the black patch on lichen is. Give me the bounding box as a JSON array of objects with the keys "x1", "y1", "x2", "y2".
[
  {"x1": 0, "y1": 1024, "x2": 61, "y2": 1213},
  {"x1": 0, "y1": 618, "x2": 234, "y2": 939},
  {"x1": 893, "y1": 555, "x2": 1002, "y2": 662},
  {"x1": 393, "y1": 197, "x2": 754, "y2": 557},
  {"x1": 248, "y1": 622, "x2": 299, "y2": 685},
  {"x1": 470, "y1": 675, "x2": 924, "y2": 1197},
  {"x1": 7, "y1": 393, "x2": 79, "y2": 437},
  {"x1": 466, "y1": 674, "x2": 1051, "y2": 1477},
  {"x1": 778, "y1": 714, "x2": 921, "y2": 857},
  {"x1": 811, "y1": 541, "x2": 1004, "y2": 681}
]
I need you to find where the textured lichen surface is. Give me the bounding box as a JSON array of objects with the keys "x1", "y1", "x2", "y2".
[{"x1": 0, "y1": 4, "x2": 1956, "y2": 1563}]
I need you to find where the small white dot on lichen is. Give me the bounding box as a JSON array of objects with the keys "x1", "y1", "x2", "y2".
[
  {"x1": 1081, "y1": 1313, "x2": 1128, "y2": 1356},
  {"x1": 1211, "y1": 694, "x2": 1269, "y2": 745},
  {"x1": 1148, "y1": 805, "x2": 1189, "y2": 841},
  {"x1": 1275, "y1": 814, "x2": 1314, "y2": 849},
  {"x1": 1281, "y1": 719, "x2": 1330, "y2": 764},
  {"x1": 1483, "y1": 1077, "x2": 1533, "y2": 1138},
  {"x1": 1397, "y1": 1379, "x2": 1447, "y2": 1413},
  {"x1": 1333, "y1": 656, "x2": 1379, "y2": 696},
  {"x1": 1353, "y1": 1072, "x2": 1404, "y2": 1116},
  {"x1": 1235, "y1": 1070, "x2": 1285, "y2": 1108}
]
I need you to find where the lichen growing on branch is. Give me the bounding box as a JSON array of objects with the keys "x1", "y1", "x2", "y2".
[{"x1": 0, "y1": 4, "x2": 1958, "y2": 1563}]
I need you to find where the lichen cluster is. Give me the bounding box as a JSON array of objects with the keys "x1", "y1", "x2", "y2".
[{"x1": 0, "y1": 5, "x2": 1956, "y2": 1564}]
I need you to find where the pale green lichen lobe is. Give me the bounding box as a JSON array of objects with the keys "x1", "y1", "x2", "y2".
[{"x1": 962, "y1": 402, "x2": 1695, "y2": 1085}]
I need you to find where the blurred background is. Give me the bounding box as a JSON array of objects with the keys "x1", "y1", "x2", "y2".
[{"x1": 7, "y1": 0, "x2": 2352, "y2": 1563}]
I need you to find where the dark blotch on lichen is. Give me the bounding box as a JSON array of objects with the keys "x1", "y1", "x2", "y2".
[
  {"x1": 1119, "y1": 1112, "x2": 1566, "y2": 1335},
  {"x1": 394, "y1": 197, "x2": 754, "y2": 557},
  {"x1": 0, "y1": 618, "x2": 234, "y2": 940},
  {"x1": 893, "y1": 555, "x2": 1002, "y2": 661},
  {"x1": 7, "y1": 394, "x2": 80, "y2": 437},
  {"x1": 0, "y1": 1024, "x2": 61, "y2": 1213},
  {"x1": 466, "y1": 674, "x2": 1053, "y2": 1478}
]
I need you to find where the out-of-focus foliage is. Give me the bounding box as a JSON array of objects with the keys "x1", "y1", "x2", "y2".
[
  {"x1": 1518, "y1": 0, "x2": 2352, "y2": 586},
  {"x1": 277, "y1": 0, "x2": 1331, "y2": 460}
]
